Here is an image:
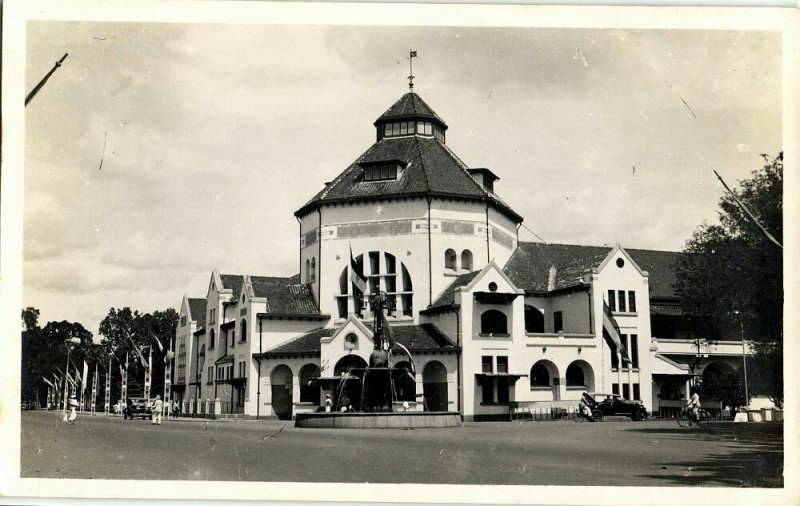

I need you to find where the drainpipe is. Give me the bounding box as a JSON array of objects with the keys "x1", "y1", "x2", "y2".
[
  {"x1": 427, "y1": 197, "x2": 433, "y2": 307},
  {"x1": 256, "y1": 315, "x2": 264, "y2": 419},
  {"x1": 317, "y1": 208, "x2": 322, "y2": 306},
  {"x1": 456, "y1": 306, "x2": 462, "y2": 416},
  {"x1": 515, "y1": 222, "x2": 521, "y2": 247},
  {"x1": 485, "y1": 204, "x2": 490, "y2": 263},
  {"x1": 296, "y1": 216, "x2": 302, "y2": 281}
]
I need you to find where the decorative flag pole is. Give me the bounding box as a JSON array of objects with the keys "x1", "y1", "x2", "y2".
[
  {"x1": 164, "y1": 340, "x2": 174, "y2": 418},
  {"x1": 105, "y1": 355, "x2": 112, "y2": 416},
  {"x1": 144, "y1": 346, "x2": 152, "y2": 400},
  {"x1": 91, "y1": 363, "x2": 98, "y2": 415},
  {"x1": 408, "y1": 50, "x2": 417, "y2": 91},
  {"x1": 122, "y1": 353, "x2": 129, "y2": 406}
]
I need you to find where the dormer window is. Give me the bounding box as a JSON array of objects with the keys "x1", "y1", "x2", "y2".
[
  {"x1": 379, "y1": 120, "x2": 445, "y2": 142},
  {"x1": 361, "y1": 161, "x2": 405, "y2": 182}
]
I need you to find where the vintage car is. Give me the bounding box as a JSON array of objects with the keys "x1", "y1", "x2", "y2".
[
  {"x1": 584, "y1": 392, "x2": 648, "y2": 421},
  {"x1": 123, "y1": 397, "x2": 153, "y2": 420}
]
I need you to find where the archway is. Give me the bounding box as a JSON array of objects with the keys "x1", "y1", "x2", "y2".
[
  {"x1": 393, "y1": 360, "x2": 416, "y2": 402},
  {"x1": 270, "y1": 364, "x2": 293, "y2": 420},
  {"x1": 480, "y1": 309, "x2": 508, "y2": 334},
  {"x1": 566, "y1": 360, "x2": 594, "y2": 391},
  {"x1": 334, "y1": 354, "x2": 368, "y2": 376},
  {"x1": 423, "y1": 361, "x2": 448, "y2": 411},
  {"x1": 530, "y1": 360, "x2": 560, "y2": 400},
  {"x1": 298, "y1": 363, "x2": 320, "y2": 404}
]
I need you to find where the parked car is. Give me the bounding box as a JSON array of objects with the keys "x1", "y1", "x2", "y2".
[
  {"x1": 585, "y1": 392, "x2": 648, "y2": 421},
  {"x1": 123, "y1": 397, "x2": 153, "y2": 420}
]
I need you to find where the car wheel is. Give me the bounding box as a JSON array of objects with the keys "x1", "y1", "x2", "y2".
[
  {"x1": 635, "y1": 409, "x2": 649, "y2": 421},
  {"x1": 591, "y1": 409, "x2": 604, "y2": 422}
]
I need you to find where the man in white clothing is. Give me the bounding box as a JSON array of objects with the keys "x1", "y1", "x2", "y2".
[{"x1": 151, "y1": 395, "x2": 164, "y2": 425}]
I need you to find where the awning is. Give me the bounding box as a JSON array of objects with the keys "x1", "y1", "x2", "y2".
[
  {"x1": 652, "y1": 353, "x2": 691, "y2": 375},
  {"x1": 474, "y1": 292, "x2": 519, "y2": 305},
  {"x1": 651, "y1": 304, "x2": 686, "y2": 316},
  {"x1": 475, "y1": 373, "x2": 527, "y2": 385},
  {"x1": 215, "y1": 355, "x2": 234, "y2": 365}
]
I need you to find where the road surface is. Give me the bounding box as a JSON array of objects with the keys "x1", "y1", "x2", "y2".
[{"x1": 20, "y1": 411, "x2": 783, "y2": 486}]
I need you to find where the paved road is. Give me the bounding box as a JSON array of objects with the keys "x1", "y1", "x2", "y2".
[{"x1": 20, "y1": 411, "x2": 783, "y2": 486}]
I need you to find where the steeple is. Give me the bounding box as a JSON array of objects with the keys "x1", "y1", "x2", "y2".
[{"x1": 373, "y1": 92, "x2": 448, "y2": 142}]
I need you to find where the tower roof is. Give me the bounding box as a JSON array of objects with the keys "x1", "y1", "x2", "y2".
[
  {"x1": 374, "y1": 92, "x2": 447, "y2": 128},
  {"x1": 296, "y1": 92, "x2": 521, "y2": 223}
]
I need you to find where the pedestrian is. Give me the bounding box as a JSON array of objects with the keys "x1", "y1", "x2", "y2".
[
  {"x1": 152, "y1": 395, "x2": 164, "y2": 425},
  {"x1": 325, "y1": 394, "x2": 332, "y2": 413},
  {"x1": 68, "y1": 395, "x2": 79, "y2": 424},
  {"x1": 173, "y1": 399, "x2": 180, "y2": 418}
]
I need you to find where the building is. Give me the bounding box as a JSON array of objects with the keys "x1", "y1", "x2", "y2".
[{"x1": 171, "y1": 88, "x2": 754, "y2": 421}]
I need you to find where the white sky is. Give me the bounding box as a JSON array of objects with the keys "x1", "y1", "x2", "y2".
[{"x1": 23, "y1": 21, "x2": 782, "y2": 334}]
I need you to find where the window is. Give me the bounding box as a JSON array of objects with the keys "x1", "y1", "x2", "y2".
[
  {"x1": 497, "y1": 379, "x2": 510, "y2": 403},
  {"x1": 238, "y1": 361, "x2": 246, "y2": 378},
  {"x1": 180, "y1": 316, "x2": 187, "y2": 327},
  {"x1": 461, "y1": 250, "x2": 473, "y2": 271},
  {"x1": 607, "y1": 290, "x2": 616, "y2": 311},
  {"x1": 630, "y1": 334, "x2": 639, "y2": 368},
  {"x1": 444, "y1": 248, "x2": 456, "y2": 270},
  {"x1": 530, "y1": 363, "x2": 550, "y2": 387},
  {"x1": 616, "y1": 258, "x2": 625, "y2": 268},
  {"x1": 622, "y1": 383, "x2": 630, "y2": 400},
  {"x1": 633, "y1": 383, "x2": 640, "y2": 401},
  {"x1": 310, "y1": 257, "x2": 316, "y2": 282},
  {"x1": 617, "y1": 290, "x2": 626, "y2": 312},
  {"x1": 612, "y1": 383, "x2": 619, "y2": 395},
  {"x1": 525, "y1": 305, "x2": 545, "y2": 333},
  {"x1": 482, "y1": 378, "x2": 494, "y2": 403},
  {"x1": 554, "y1": 311, "x2": 564, "y2": 333},
  {"x1": 566, "y1": 363, "x2": 585, "y2": 387},
  {"x1": 207, "y1": 366, "x2": 213, "y2": 384},
  {"x1": 363, "y1": 164, "x2": 399, "y2": 182},
  {"x1": 481, "y1": 356, "x2": 493, "y2": 373},
  {"x1": 299, "y1": 364, "x2": 320, "y2": 404},
  {"x1": 344, "y1": 333, "x2": 358, "y2": 349},
  {"x1": 480, "y1": 310, "x2": 508, "y2": 335},
  {"x1": 240, "y1": 320, "x2": 247, "y2": 342},
  {"x1": 209, "y1": 329, "x2": 215, "y2": 349},
  {"x1": 497, "y1": 356, "x2": 508, "y2": 374},
  {"x1": 628, "y1": 291, "x2": 636, "y2": 312}
]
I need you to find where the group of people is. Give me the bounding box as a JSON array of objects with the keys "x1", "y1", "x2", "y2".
[
  {"x1": 576, "y1": 389, "x2": 701, "y2": 422},
  {"x1": 64, "y1": 394, "x2": 177, "y2": 425}
]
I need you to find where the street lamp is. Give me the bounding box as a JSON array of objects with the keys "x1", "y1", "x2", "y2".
[
  {"x1": 733, "y1": 310, "x2": 749, "y2": 407},
  {"x1": 61, "y1": 336, "x2": 81, "y2": 421}
]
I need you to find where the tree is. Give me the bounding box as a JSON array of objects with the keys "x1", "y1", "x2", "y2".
[
  {"x1": 21, "y1": 307, "x2": 40, "y2": 331},
  {"x1": 675, "y1": 153, "x2": 783, "y2": 406}
]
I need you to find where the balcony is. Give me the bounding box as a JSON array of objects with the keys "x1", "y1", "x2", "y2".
[
  {"x1": 652, "y1": 338, "x2": 754, "y2": 357},
  {"x1": 525, "y1": 332, "x2": 595, "y2": 349}
]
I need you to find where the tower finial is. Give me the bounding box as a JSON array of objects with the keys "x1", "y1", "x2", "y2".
[{"x1": 408, "y1": 50, "x2": 417, "y2": 91}]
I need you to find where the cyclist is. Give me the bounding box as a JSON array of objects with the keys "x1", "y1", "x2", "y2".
[{"x1": 686, "y1": 389, "x2": 701, "y2": 425}]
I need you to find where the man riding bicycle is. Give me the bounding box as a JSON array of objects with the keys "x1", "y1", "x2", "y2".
[
  {"x1": 686, "y1": 389, "x2": 701, "y2": 425},
  {"x1": 579, "y1": 392, "x2": 595, "y2": 420}
]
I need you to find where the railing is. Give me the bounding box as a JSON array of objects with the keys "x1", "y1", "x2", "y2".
[{"x1": 657, "y1": 399, "x2": 728, "y2": 420}]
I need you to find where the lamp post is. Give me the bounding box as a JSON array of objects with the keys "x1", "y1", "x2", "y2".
[
  {"x1": 734, "y1": 310, "x2": 749, "y2": 407},
  {"x1": 61, "y1": 336, "x2": 81, "y2": 421}
]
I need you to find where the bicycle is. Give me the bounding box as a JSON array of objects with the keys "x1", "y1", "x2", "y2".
[
  {"x1": 677, "y1": 406, "x2": 710, "y2": 428},
  {"x1": 574, "y1": 406, "x2": 603, "y2": 422}
]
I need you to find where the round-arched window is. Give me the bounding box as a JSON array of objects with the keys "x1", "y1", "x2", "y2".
[{"x1": 530, "y1": 363, "x2": 550, "y2": 387}]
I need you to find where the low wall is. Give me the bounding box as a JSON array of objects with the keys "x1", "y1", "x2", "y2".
[{"x1": 295, "y1": 411, "x2": 462, "y2": 429}]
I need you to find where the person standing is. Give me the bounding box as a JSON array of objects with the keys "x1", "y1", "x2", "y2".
[
  {"x1": 67, "y1": 395, "x2": 79, "y2": 424},
  {"x1": 152, "y1": 395, "x2": 164, "y2": 425}
]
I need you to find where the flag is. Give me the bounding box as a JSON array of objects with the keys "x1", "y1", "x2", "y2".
[
  {"x1": 410, "y1": 50, "x2": 417, "y2": 58},
  {"x1": 82, "y1": 360, "x2": 89, "y2": 394},
  {"x1": 127, "y1": 334, "x2": 150, "y2": 370},
  {"x1": 43, "y1": 377, "x2": 54, "y2": 388},
  {"x1": 66, "y1": 371, "x2": 77, "y2": 388},
  {"x1": 164, "y1": 350, "x2": 175, "y2": 363},
  {"x1": 150, "y1": 331, "x2": 164, "y2": 353},
  {"x1": 602, "y1": 300, "x2": 630, "y2": 363},
  {"x1": 350, "y1": 246, "x2": 367, "y2": 293}
]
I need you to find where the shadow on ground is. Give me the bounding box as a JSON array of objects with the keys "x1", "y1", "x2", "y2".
[{"x1": 630, "y1": 423, "x2": 783, "y2": 487}]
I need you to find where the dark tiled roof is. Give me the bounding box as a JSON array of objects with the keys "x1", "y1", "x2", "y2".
[
  {"x1": 188, "y1": 298, "x2": 206, "y2": 328},
  {"x1": 251, "y1": 276, "x2": 321, "y2": 316},
  {"x1": 288, "y1": 273, "x2": 301, "y2": 284},
  {"x1": 504, "y1": 242, "x2": 683, "y2": 299},
  {"x1": 297, "y1": 136, "x2": 522, "y2": 222},
  {"x1": 258, "y1": 323, "x2": 458, "y2": 357},
  {"x1": 389, "y1": 323, "x2": 458, "y2": 352},
  {"x1": 259, "y1": 327, "x2": 337, "y2": 357},
  {"x1": 430, "y1": 271, "x2": 481, "y2": 308},
  {"x1": 220, "y1": 274, "x2": 244, "y2": 299},
  {"x1": 375, "y1": 92, "x2": 446, "y2": 127}
]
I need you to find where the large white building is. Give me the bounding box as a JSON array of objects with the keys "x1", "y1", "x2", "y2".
[{"x1": 172, "y1": 90, "x2": 753, "y2": 421}]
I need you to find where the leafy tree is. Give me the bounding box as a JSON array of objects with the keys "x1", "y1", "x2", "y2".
[
  {"x1": 675, "y1": 153, "x2": 783, "y2": 406},
  {"x1": 21, "y1": 307, "x2": 40, "y2": 331}
]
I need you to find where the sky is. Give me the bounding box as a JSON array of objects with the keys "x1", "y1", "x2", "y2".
[{"x1": 23, "y1": 21, "x2": 782, "y2": 335}]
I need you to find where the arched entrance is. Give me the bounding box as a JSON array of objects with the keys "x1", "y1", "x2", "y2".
[
  {"x1": 393, "y1": 360, "x2": 416, "y2": 402},
  {"x1": 422, "y1": 361, "x2": 448, "y2": 411},
  {"x1": 298, "y1": 363, "x2": 320, "y2": 405},
  {"x1": 270, "y1": 365, "x2": 293, "y2": 420},
  {"x1": 530, "y1": 360, "x2": 560, "y2": 400},
  {"x1": 334, "y1": 355, "x2": 368, "y2": 411}
]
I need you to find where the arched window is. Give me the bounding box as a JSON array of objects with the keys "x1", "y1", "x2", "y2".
[
  {"x1": 525, "y1": 305, "x2": 545, "y2": 333},
  {"x1": 461, "y1": 250, "x2": 473, "y2": 271},
  {"x1": 530, "y1": 361, "x2": 554, "y2": 387},
  {"x1": 480, "y1": 310, "x2": 508, "y2": 335},
  {"x1": 566, "y1": 363, "x2": 585, "y2": 387},
  {"x1": 444, "y1": 249, "x2": 457, "y2": 270},
  {"x1": 305, "y1": 259, "x2": 311, "y2": 282},
  {"x1": 335, "y1": 251, "x2": 413, "y2": 320},
  {"x1": 310, "y1": 257, "x2": 316, "y2": 281},
  {"x1": 393, "y1": 360, "x2": 416, "y2": 402},
  {"x1": 239, "y1": 319, "x2": 247, "y2": 342},
  {"x1": 334, "y1": 355, "x2": 368, "y2": 376},
  {"x1": 422, "y1": 360, "x2": 448, "y2": 411},
  {"x1": 209, "y1": 328, "x2": 216, "y2": 349}
]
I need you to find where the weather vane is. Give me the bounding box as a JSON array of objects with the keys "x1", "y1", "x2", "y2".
[{"x1": 408, "y1": 50, "x2": 417, "y2": 91}]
